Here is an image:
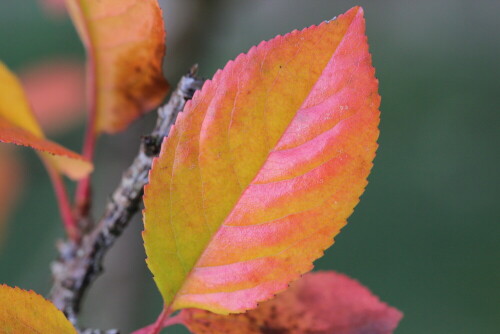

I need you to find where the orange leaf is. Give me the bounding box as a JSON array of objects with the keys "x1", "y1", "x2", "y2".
[
  {"x1": 144, "y1": 6, "x2": 380, "y2": 314},
  {"x1": 179, "y1": 272, "x2": 403, "y2": 334},
  {"x1": 0, "y1": 284, "x2": 77, "y2": 333},
  {"x1": 0, "y1": 62, "x2": 93, "y2": 180},
  {"x1": 66, "y1": 0, "x2": 169, "y2": 134}
]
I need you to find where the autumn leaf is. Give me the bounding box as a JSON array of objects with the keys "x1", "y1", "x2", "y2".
[
  {"x1": 0, "y1": 284, "x2": 77, "y2": 334},
  {"x1": 144, "y1": 6, "x2": 380, "y2": 315},
  {"x1": 66, "y1": 0, "x2": 169, "y2": 134},
  {"x1": 0, "y1": 62, "x2": 92, "y2": 180},
  {"x1": 21, "y1": 60, "x2": 85, "y2": 134},
  {"x1": 179, "y1": 271, "x2": 403, "y2": 334}
]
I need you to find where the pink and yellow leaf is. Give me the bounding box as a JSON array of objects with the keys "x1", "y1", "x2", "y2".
[{"x1": 144, "y1": 6, "x2": 380, "y2": 314}]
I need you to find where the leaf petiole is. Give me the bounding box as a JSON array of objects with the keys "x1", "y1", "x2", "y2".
[
  {"x1": 44, "y1": 161, "x2": 78, "y2": 241},
  {"x1": 74, "y1": 53, "x2": 97, "y2": 224},
  {"x1": 131, "y1": 307, "x2": 183, "y2": 334}
]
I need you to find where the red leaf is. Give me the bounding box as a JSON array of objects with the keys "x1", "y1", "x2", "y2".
[{"x1": 179, "y1": 271, "x2": 403, "y2": 334}]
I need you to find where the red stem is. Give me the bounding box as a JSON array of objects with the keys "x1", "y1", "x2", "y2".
[
  {"x1": 162, "y1": 313, "x2": 183, "y2": 329},
  {"x1": 75, "y1": 39, "x2": 98, "y2": 218},
  {"x1": 149, "y1": 307, "x2": 172, "y2": 334},
  {"x1": 131, "y1": 307, "x2": 180, "y2": 334},
  {"x1": 74, "y1": 115, "x2": 95, "y2": 216},
  {"x1": 45, "y1": 162, "x2": 78, "y2": 241}
]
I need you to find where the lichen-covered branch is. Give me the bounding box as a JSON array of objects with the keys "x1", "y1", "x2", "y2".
[{"x1": 50, "y1": 67, "x2": 204, "y2": 333}]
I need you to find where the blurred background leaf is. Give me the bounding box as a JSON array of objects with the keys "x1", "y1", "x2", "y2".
[
  {"x1": 20, "y1": 59, "x2": 85, "y2": 135},
  {"x1": 0, "y1": 0, "x2": 498, "y2": 333}
]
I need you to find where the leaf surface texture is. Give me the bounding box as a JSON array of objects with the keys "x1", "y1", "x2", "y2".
[
  {"x1": 144, "y1": 6, "x2": 380, "y2": 313},
  {"x1": 0, "y1": 285, "x2": 77, "y2": 334}
]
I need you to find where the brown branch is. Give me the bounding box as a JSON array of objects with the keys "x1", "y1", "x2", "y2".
[{"x1": 50, "y1": 67, "x2": 204, "y2": 333}]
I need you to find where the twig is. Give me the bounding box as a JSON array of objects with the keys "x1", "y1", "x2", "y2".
[{"x1": 50, "y1": 67, "x2": 204, "y2": 333}]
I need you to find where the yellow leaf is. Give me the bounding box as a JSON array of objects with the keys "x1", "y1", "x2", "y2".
[
  {"x1": 0, "y1": 62, "x2": 93, "y2": 180},
  {"x1": 0, "y1": 285, "x2": 77, "y2": 334}
]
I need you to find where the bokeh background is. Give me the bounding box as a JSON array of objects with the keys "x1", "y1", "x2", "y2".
[{"x1": 0, "y1": 0, "x2": 498, "y2": 333}]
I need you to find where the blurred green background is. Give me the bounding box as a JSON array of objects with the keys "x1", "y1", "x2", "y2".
[{"x1": 0, "y1": 0, "x2": 498, "y2": 333}]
